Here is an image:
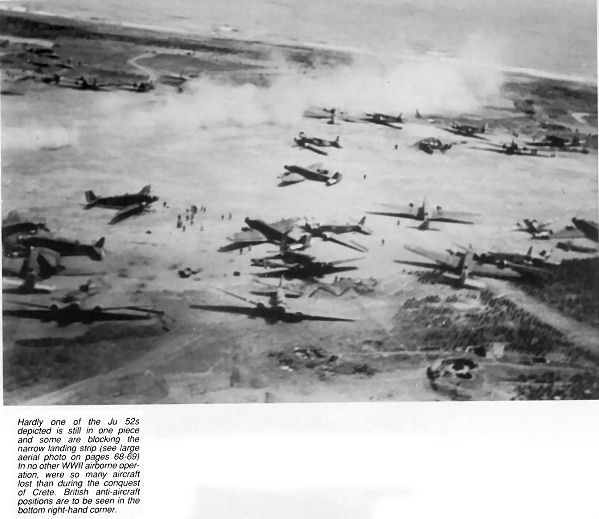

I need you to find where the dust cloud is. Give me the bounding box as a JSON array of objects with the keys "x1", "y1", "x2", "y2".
[
  {"x1": 2, "y1": 33, "x2": 507, "y2": 150},
  {"x1": 141, "y1": 32, "x2": 507, "y2": 129}
]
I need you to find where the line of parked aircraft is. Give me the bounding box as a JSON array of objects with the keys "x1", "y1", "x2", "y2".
[{"x1": 3, "y1": 103, "x2": 596, "y2": 327}]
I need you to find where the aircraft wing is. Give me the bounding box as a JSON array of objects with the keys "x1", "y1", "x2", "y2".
[
  {"x1": 548, "y1": 227, "x2": 586, "y2": 240},
  {"x1": 85, "y1": 311, "x2": 153, "y2": 322},
  {"x1": 431, "y1": 209, "x2": 478, "y2": 224},
  {"x1": 251, "y1": 288, "x2": 302, "y2": 298},
  {"x1": 189, "y1": 304, "x2": 257, "y2": 317},
  {"x1": 223, "y1": 218, "x2": 298, "y2": 247},
  {"x1": 292, "y1": 312, "x2": 355, "y2": 322},
  {"x1": 403, "y1": 245, "x2": 461, "y2": 270},
  {"x1": 109, "y1": 203, "x2": 144, "y2": 225},
  {"x1": 278, "y1": 173, "x2": 306, "y2": 186},
  {"x1": 329, "y1": 257, "x2": 365, "y2": 266},
  {"x1": 444, "y1": 127, "x2": 486, "y2": 140},
  {"x1": 213, "y1": 288, "x2": 260, "y2": 307},
  {"x1": 368, "y1": 203, "x2": 419, "y2": 218},
  {"x1": 301, "y1": 144, "x2": 328, "y2": 156},
  {"x1": 306, "y1": 163, "x2": 324, "y2": 172},
  {"x1": 102, "y1": 305, "x2": 165, "y2": 316},
  {"x1": 227, "y1": 229, "x2": 268, "y2": 243},
  {"x1": 469, "y1": 262, "x2": 523, "y2": 280},
  {"x1": 2, "y1": 277, "x2": 55, "y2": 293},
  {"x1": 270, "y1": 217, "x2": 300, "y2": 233},
  {"x1": 323, "y1": 234, "x2": 369, "y2": 253},
  {"x1": 3, "y1": 307, "x2": 54, "y2": 321},
  {"x1": 254, "y1": 269, "x2": 294, "y2": 278},
  {"x1": 252, "y1": 279, "x2": 303, "y2": 298},
  {"x1": 4, "y1": 300, "x2": 52, "y2": 310}
]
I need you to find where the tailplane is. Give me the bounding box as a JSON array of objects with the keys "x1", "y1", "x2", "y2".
[{"x1": 84, "y1": 190, "x2": 97, "y2": 206}]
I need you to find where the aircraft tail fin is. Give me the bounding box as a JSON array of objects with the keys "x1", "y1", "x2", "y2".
[
  {"x1": 326, "y1": 172, "x2": 342, "y2": 186},
  {"x1": 525, "y1": 246, "x2": 533, "y2": 257},
  {"x1": 34, "y1": 249, "x2": 59, "y2": 278},
  {"x1": 18, "y1": 256, "x2": 34, "y2": 280},
  {"x1": 140, "y1": 185, "x2": 151, "y2": 195},
  {"x1": 334, "y1": 136, "x2": 341, "y2": 147},
  {"x1": 298, "y1": 234, "x2": 311, "y2": 249},
  {"x1": 418, "y1": 219, "x2": 431, "y2": 231},
  {"x1": 358, "y1": 216, "x2": 366, "y2": 226},
  {"x1": 22, "y1": 273, "x2": 36, "y2": 291},
  {"x1": 279, "y1": 234, "x2": 288, "y2": 252},
  {"x1": 95, "y1": 237, "x2": 106, "y2": 249},
  {"x1": 84, "y1": 190, "x2": 97, "y2": 204},
  {"x1": 480, "y1": 123, "x2": 487, "y2": 134}
]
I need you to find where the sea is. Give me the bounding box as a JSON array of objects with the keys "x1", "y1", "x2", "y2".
[{"x1": 1, "y1": 0, "x2": 597, "y2": 82}]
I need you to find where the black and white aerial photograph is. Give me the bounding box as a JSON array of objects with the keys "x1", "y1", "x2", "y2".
[{"x1": 1, "y1": 0, "x2": 597, "y2": 404}]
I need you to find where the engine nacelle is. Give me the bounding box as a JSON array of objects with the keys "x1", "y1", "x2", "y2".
[{"x1": 326, "y1": 172, "x2": 342, "y2": 186}]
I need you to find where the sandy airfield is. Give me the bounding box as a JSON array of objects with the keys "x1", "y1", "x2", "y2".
[{"x1": 1, "y1": 12, "x2": 598, "y2": 404}]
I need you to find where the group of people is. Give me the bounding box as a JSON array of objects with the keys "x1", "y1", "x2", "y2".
[{"x1": 174, "y1": 205, "x2": 233, "y2": 232}]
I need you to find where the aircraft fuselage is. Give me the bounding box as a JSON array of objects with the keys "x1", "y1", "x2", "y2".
[
  {"x1": 18, "y1": 236, "x2": 103, "y2": 261},
  {"x1": 91, "y1": 194, "x2": 158, "y2": 209}
]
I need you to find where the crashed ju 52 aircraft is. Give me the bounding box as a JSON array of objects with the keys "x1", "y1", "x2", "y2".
[
  {"x1": 191, "y1": 282, "x2": 354, "y2": 324},
  {"x1": 218, "y1": 217, "x2": 307, "y2": 253},
  {"x1": 481, "y1": 141, "x2": 555, "y2": 158},
  {"x1": 445, "y1": 121, "x2": 487, "y2": 138},
  {"x1": 7, "y1": 235, "x2": 105, "y2": 262},
  {"x1": 301, "y1": 216, "x2": 372, "y2": 236},
  {"x1": 254, "y1": 253, "x2": 363, "y2": 280},
  {"x1": 294, "y1": 132, "x2": 341, "y2": 155},
  {"x1": 362, "y1": 112, "x2": 404, "y2": 129},
  {"x1": 513, "y1": 218, "x2": 555, "y2": 239},
  {"x1": 368, "y1": 198, "x2": 478, "y2": 229},
  {"x1": 278, "y1": 163, "x2": 342, "y2": 187},
  {"x1": 84, "y1": 185, "x2": 159, "y2": 224},
  {"x1": 300, "y1": 217, "x2": 371, "y2": 252},
  {"x1": 2, "y1": 211, "x2": 50, "y2": 239},
  {"x1": 396, "y1": 244, "x2": 550, "y2": 289}
]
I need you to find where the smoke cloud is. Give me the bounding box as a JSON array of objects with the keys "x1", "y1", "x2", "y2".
[
  {"x1": 1, "y1": 125, "x2": 80, "y2": 151},
  {"x1": 116, "y1": 45, "x2": 506, "y2": 132},
  {"x1": 3, "y1": 32, "x2": 507, "y2": 150}
]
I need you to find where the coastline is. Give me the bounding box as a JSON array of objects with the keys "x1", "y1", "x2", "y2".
[{"x1": 1, "y1": 7, "x2": 596, "y2": 86}]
